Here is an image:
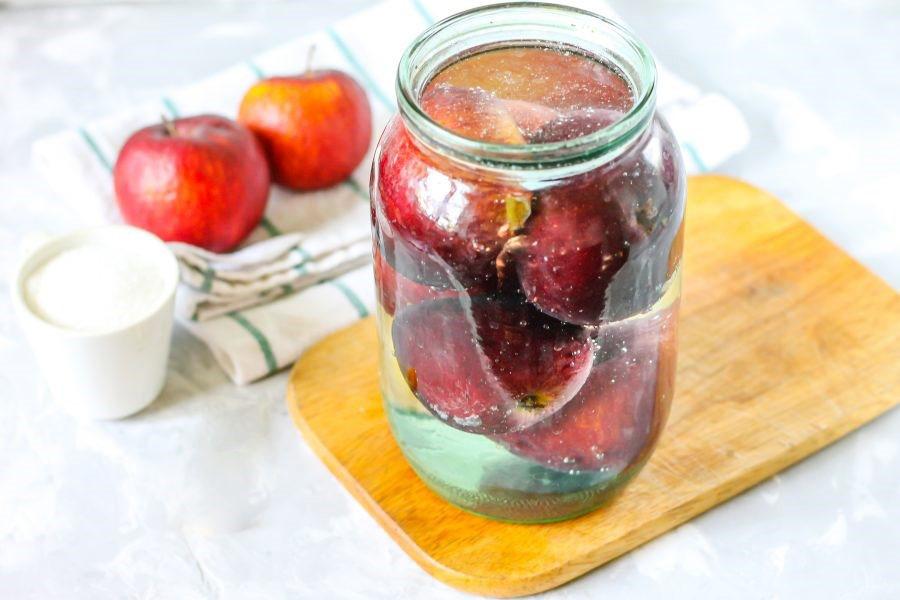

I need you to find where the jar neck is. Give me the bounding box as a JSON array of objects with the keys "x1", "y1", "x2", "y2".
[{"x1": 396, "y1": 2, "x2": 658, "y2": 177}]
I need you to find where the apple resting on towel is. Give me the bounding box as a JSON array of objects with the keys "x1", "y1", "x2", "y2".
[
  {"x1": 238, "y1": 52, "x2": 372, "y2": 191},
  {"x1": 114, "y1": 114, "x2": 270, "y2": 252}
]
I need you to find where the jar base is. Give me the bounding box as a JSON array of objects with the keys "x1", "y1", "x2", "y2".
[
  {"x1": 406, "y1": 451, "x2": 645, "y2": 524},
  {"x1": 387, "y1": 403, "x2": 649, "y2": 523}
]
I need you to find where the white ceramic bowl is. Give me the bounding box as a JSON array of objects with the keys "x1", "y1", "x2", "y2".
[{"x1": 11, "y1": 225, "x2": 179, "y2": 419}]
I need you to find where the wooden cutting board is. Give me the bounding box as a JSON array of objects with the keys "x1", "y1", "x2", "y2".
[{"x1": 286, "y1": 175, "x2": 900, "y2": 597}]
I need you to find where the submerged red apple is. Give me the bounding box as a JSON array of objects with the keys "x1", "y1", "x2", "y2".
[
  {"x1": 373, "y1": 247, "x2": 461, "y2": 316},
  {"x1": 391, "y1": 295, "x2": 593, "y2": 434},
  {"x1": 495, "y1": 307, "x2": 678, "y2": 471},
  {"x1": 512, "y1": 175, "x2": 631, "y2": 326},
  {"x1": 420, "y1": 83, "x2": 525, "y2": 144},
  {"x1": 375, "y1": 118, "x2": 533, "y2": 290},
  {"x1": 530, "y1": 106, "x2": 625, "y2": 143}
]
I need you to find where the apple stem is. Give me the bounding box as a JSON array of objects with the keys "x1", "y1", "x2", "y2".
[
  {"x1": 305, "y1": 44, "x2": 316, "y2": 75},
  {"x1": 161, "y1": 113, "x2": 177, "y2": 137},
  {"x1": 495, "y1": 235, "x2": 525, "y2": 287}
]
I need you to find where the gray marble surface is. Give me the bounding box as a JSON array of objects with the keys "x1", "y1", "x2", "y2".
[{"x1": 1, "y1": 1, "x2": 898, "y2": 598}]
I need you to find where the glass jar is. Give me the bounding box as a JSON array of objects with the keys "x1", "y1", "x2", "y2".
[{"x1": 370, "y1": 3, "x2": 684, "y2": 523}]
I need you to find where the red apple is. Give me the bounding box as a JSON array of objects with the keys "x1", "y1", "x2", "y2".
[
  {"x1": 391, "y1": 295, "x2": 593, "y2": 434},
  {"x1": 373, "y1": 247, "x2": 463, "y2": 316},
  {"x1": 114, "y1": 114, "x2": 270, "y2": 252},
  {"x1": 238, "y1": 68, "x2": 372, "y2": 190},
  {"x1": 420, "y1": 83, "x2": 525, "y2": 144}
]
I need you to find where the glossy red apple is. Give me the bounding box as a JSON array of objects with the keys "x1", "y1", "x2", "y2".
[
  {"x1": 375, "y1": 118, "x2": 533, "y2": 289},
  {"x1": 373, "y1": 247, "x2": 462, "y2": 316},
  {"x1": 420, "y1": 83, "x2": 525, "y2": 144},
  {"x1": 501, "y1": 99, "x2": 560, "y2": 140},
  {"x1": 239, "y1": 67, "x2": 371, "y2": 190},
  {"x1": 391, "y1": 295, "x2": 593, "y2": 434},
  {"x1": 512, "y1": 174, "x2": 632, "y2": 326},
  {"x1": 114, "y1": 114, "x2": 270, "y2": 252},
  {"x1": 494, "y1": 306, "x2": 678, "y2": 471},
  {"x1": 530, "y1": 106, "x2": 626, "y2": 143}
]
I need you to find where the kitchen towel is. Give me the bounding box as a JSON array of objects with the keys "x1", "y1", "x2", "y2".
[
  {"x1": 32, "y1": 0, "x2": 750, "y2": 385},
  {"x1": 171, "y1": 220, "x2": 372, "y2": 322}
]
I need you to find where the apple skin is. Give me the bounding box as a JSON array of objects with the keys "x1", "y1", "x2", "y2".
[
  {"x1": 114, "y1": 114, "x2": 270, "y2": 252},
  {"x1": 238, "y1": 70, "x2": 372, "y2": 191}
]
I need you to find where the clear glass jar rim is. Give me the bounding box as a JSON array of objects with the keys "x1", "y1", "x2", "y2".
[{"x1": 396, "y1": 1, "x2": 658, "y2": 170}]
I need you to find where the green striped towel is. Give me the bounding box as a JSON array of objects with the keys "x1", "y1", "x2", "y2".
[{"x1": 31, "y1": 0, "x2": 748, "y2": 385}]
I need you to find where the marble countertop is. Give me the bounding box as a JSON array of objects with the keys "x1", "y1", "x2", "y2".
[{"x1": 1, "y1": 1, "x2": 898, "y2": 598}]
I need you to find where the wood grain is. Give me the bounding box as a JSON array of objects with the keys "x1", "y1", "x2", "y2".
[{"x1": 286, "y1": 175, "x2": 900, "y2": 597}]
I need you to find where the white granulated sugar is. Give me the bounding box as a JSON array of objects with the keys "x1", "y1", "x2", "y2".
[{"x1": 25, "y1": 242, "x2": 166, "y2": 333}]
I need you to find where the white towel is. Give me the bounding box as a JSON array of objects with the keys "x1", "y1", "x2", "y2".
[{"x1": 31, "y1": 0, "x2": 750, "y2": 385}]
